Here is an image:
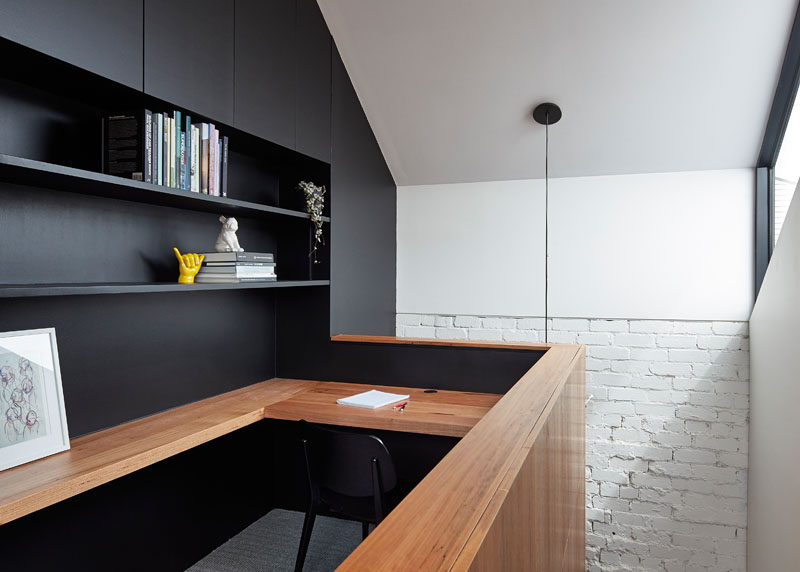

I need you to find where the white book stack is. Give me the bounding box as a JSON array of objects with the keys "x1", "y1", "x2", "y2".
[{"x1": 194, "y1": 252, "x2": 277, "y2": 283}]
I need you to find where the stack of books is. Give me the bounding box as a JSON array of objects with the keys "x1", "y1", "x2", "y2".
[
  {"x1": 102, "y1": 109, "x2": 229, "y2": 197},
  {"x1": 195, "y1": 252, "x2": 276, "y2": 283}
]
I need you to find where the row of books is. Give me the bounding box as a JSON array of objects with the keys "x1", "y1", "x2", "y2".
[
  {"x1": 102, "y1": 110, "x2": 228, "y2": 197},
  {"x1": 195, "y1": 252, "x2": 276, "y2": 284}
]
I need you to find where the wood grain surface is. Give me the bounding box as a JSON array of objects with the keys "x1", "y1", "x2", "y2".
[
  {"x1": 0, "y1": 378, "x2": 312, "y2": 525},
  {"x1": 0, "y1": 377, "x2": 498, "y2": 525},
  {"x1": 336, "y1": 344, "x2": 585, "y2": 571},
  {"x1": 264, "y1": 380, "x2": 500, "y2": 437},
  {"x1": 0, "y1": 339, "x2": 586, "y2": 572},
  {"x1": 332, "y1": 334, "x2": 552, "y2": 351},
  {"x1": 456, "y1": 350, "x2": 586, "y2": 571}
]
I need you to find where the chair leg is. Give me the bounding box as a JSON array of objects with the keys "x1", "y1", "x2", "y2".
[
  {"x1": 362, "y1": 521, "x2": 370, "y2": 540},
  {"x1": 295, "y1": 508, "x2": 317, "y2": 572}
]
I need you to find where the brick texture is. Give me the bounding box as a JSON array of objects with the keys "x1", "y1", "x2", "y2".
[{"x1": 396, "y1": 314, "x2": 749, "y2": 572}]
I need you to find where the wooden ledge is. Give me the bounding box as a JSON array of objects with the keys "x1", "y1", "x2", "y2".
[
  {"x1": 0, "y1": 375, "x2": 501, "y2": 525},
  {"x1": 0, "y1": 378, "x2": 312, "y2": 525},
  {"x1": 332, "y1": 334, "x2": 553, "y2": 351}
]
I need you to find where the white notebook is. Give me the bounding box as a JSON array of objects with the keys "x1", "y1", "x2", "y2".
[{"x1": 336, "y1": 390, "x2": 409, "y2": 410}]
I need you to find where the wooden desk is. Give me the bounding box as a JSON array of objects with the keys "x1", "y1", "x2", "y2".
[
  {"x1": 263, "y1": 381, "x2": 500, "y2": 438},
  {"x1": 0, "y1": 338, "x2": 585, "y2": 572},
  {"x1": 0, "y1": 377, "x2": 498, "y2": 525}
]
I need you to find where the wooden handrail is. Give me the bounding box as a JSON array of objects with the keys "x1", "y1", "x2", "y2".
[
  {"x1": 332, "y1": 334, "x2": 552, "y2": 351},
  {"x1": 336, "y1": 343, "x2": 585, "y2": 571}
]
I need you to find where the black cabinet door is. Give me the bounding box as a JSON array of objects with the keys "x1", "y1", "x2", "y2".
[
  {"x1": 296, "y1": 0, "x2": 331, "y2": 163},
  {"x1": 144, "y1": 0, "x2": 234, "y2": 124},
  {"x1": 0, "y1": 0, "x2": 143, "y2": 90},
  {"x1": 331, "y1": 49, "x2": 397, "y2": 336},
  {"x1": 234, "y1": 0, "x2": 296, "y2": 149}
]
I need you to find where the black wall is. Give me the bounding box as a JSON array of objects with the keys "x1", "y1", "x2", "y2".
[
  {"x1": 0, "y1": 0, "x2": 144, "y2": 90},
  {"x1": 0, "y1": 1, "x2": 400, "y2": 568},
  {"x1": 277, "y1": 288, "x2": 543, "y2": 395},
  {"x1": 331, "y1": 49, "x2": 398, "y2": 336}
]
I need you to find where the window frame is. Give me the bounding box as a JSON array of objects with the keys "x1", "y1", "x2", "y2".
[{"x1": 757, "y1": 4, "x2": 800, "y2": 295}]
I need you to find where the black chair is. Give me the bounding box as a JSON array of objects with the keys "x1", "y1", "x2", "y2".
[{"x1": 294, "y1": 421, "x2": 398, "y2": 572}]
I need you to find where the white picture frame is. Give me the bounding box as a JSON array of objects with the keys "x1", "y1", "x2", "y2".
[{"x1": 0, "y1": 328, "x2": 70, "y2": 471}]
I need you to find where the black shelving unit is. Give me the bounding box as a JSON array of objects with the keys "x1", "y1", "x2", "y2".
[
  {"x1": 0, "y1": 280, "x2": 330, "y2": 298},
  {"x1": 0, "y1": 154, "x2": 330, "y2": 223}
]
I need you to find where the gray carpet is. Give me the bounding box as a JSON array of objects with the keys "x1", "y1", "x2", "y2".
[{"x1": 186, "y1": 509, "x2": 362, "y2": 572}]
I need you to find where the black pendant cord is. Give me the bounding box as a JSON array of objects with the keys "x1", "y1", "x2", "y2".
[
  {"x1": 545, "y1": 115, "x2": 549, "y2": 343},
  {"x1": 532, "y1": 102, "x2": 561, "y2": 345}
]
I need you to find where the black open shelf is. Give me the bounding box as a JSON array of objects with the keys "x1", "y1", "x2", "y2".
[
  {"x1": 0, "y1": 280, "x2": 330, "y2": 298},
  {"x1": 0, "y1": 154, "x2": 330, "y2": 223}
]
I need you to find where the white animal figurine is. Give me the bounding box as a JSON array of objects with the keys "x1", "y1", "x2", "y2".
[{"x1": 215, "y1": 216, "x2": 244, "y2": 252}]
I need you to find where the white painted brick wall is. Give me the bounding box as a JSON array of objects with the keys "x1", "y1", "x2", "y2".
[{"x1": 396, "y1": 314, "x2": 749, "y2": 572}]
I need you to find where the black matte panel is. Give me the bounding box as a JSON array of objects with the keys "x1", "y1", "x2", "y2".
[
  {"x1": 277, "y1": 288, "x2": 543, "y2": 394},
  {"x1": 0, "y1": 181, "x2": 277, "y2": 284},
  {"x1": 144, "y1": 0, "x2": 234, "y2": 124},
  {"x1": 296, "y1": 0, "x2": 332, "y2": 162},
  {"x1": 0, "y1": 0, "x2": 143, "y2": 90},
  {"x1": 234, "y1": 0, "x2": 296, "y2": 149},
  {"x1": 0, "y1": 417, "x2": 453, "y2": 571},
  {"x1": 0, "y1": 422, "x2": 274, "y2": 571},
  {"x1": 0, "y1": 78, "x2": 101, "y2": 170},
  {"x1": 0, "y1": 290, "x2": 275, "y2": 436},
  {"x1": 330, "y1": 49, "x2": 396, "y2": 336}
]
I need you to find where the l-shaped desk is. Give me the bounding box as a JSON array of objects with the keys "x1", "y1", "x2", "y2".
[{"x1": 0, "y1": 337, "x2": 585, "y2": 571}]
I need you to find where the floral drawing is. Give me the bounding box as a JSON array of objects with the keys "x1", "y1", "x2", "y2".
[{"x1": 0, "y1": 350, "x2": 46, "y2": 448}]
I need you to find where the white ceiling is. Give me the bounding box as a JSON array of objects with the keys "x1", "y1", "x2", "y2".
[{"x1": 320, "y1": 0, "x2": 798, "y2": 185}]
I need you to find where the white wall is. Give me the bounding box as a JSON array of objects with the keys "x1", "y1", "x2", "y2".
[
  {"x1": 748, "y1": 181, "x2": 800, "y2": 570},
  {"x1": 396, "y1": 169, "x2": 755, "y2": 572},
  {"x1": 397, "y1": 170, "x2": 754, "y2": 321},
  {"x1": 549, "y1": 170, "x2": 754, "y2": 320},
  {"x1": 397, "y1": 179, "x2": 545, "y2": 316}
]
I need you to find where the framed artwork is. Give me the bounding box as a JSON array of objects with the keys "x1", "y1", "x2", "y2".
[{"x1": 0, "y1": 328, "x2": 70, "y2": 472}]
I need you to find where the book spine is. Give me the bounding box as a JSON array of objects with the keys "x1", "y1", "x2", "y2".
[
  {"x1": 164, "y1": 117, "x2": 169, "y2": 186},
  {"x1": 174, "y1": 111, "x2": 180, "y2": 189},
  {"x1": 235, "y1": 253, "x2": 274, "y2": 262},
  {"x1": 151, "y1": 112, "x2": 157, "y2": 184},
  {"x1": 209, "y1": 124, "x2": 217, "y2": 197},
  {"x1": 184, "y1": 115, "x2": 191, "y2": 190},
  {"x1": 156, "y1": 114, "x2": 163, "y2": 186},
  {"x1": 202, "y1": 253, "x2": 275, "y2": 263},
  {"x1": 180, "y1": 130, "x2": 186, "y2": 191},
  {"x1": 206, "y1": 262, "x2": 276, "y2": 267},
  {"x1": 200, "y1": 123, "x2": 209, "y2": 195},
  {"x1": 103, "y1": 114, "x2": 143, "y2": 180},
  {"x1": 171, "y1": 118, "x2": 176, "y2": 188},
  {"x1": 164, "y1": 117, "x2": 170, "y2": 187},
  {"x1": 144, "y1": 109, "x2": 152, "y2": 183},
  {"x1": 221, "y1": 136, "x2": 229, "y2": 198},
  {"x1": 190, "y1": 126, "x2": 198, "y2": 193},
  {"x1": 100, "y1": 117, "x2": 105, "y2": 174},
  {"x1": 217, "y1": 139, "x2": 222, "y2": 196}
]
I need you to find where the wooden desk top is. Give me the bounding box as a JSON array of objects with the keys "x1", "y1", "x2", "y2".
[
  {"x1": 0, "y1": 376, "x2": 500, "y2": 525},
  {"x1": 264, "y1": 380, "x2": 499, "y2": 438}
]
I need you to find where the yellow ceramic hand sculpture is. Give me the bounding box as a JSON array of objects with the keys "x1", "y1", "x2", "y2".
[{"x1": 174, "y1": 248, "x2": 205, "y2": 284}]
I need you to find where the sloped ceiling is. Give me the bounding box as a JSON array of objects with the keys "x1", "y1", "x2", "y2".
[{"x1": 320, "y1": 0, "x2": 797, "y2": 185}]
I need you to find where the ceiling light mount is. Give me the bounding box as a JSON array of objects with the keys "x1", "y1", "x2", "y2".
[{"x1": 532, "y1": 102, "x2": 562, "y2": 125}]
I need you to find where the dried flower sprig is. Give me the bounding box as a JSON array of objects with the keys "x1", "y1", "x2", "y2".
[{"x1": 298, "y1": 181, "x2": 326, "y2": 264}]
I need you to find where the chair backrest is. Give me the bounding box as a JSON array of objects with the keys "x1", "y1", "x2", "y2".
[{"x1": 300, "y1": 421, "x2": 397, "y2": 498}]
